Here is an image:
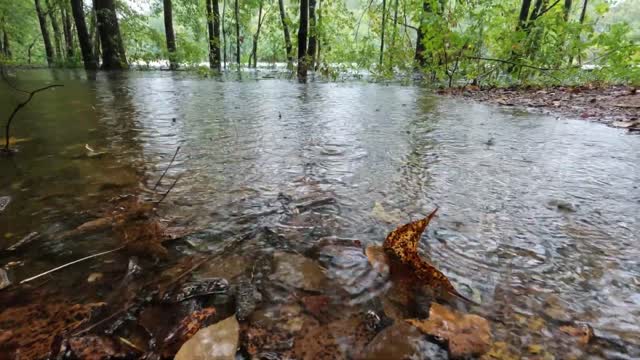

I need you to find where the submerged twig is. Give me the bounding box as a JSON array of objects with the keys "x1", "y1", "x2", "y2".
[
  {"x1": 20, "y1": 246, "x2": 124, "y2": 284},
  {"x1": 153, "y1": 146, "x2": 181, "y2": 191},
  {"x1": 4, "y1": 84, "x2": 63, "y2": 152},
  {"x1": 156, "y1": 173, "x2": 182, "y2": 204}
]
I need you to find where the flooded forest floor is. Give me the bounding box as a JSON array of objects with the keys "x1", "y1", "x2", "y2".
[{"x1": 443, "y1": 85, "x2": 640, "y2": 131}]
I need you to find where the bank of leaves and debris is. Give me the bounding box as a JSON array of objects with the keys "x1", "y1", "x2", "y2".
[
  {"x1": 2, "y1": 189, "x2": 630, "y2": 360},
  {"x1": 442, "y1": 85, "x2": 640, "y2": 132}
]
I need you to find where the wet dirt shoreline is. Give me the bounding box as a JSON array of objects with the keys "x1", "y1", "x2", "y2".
[{"x1": 441, "y1": 85, "x2": 640, "y2": 132}]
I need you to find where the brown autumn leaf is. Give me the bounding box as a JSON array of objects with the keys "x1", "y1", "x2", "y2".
[
  {"x1": 559, "y1": 324, "x2": 593, "y2": 345},
  {"x1": 406, "y1": 303, "x2": 492, "y2": 359},
  {"x1": 163, "y1": 307, "x2": 218, "y2": 356},
  {"x1": 382, "y1": 208, "x2": 467, "y2": 300}
]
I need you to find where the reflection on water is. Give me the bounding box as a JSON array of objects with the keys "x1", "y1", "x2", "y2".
[{"x1": 1, "y1": 70, "x2": 639, "y2": 357}]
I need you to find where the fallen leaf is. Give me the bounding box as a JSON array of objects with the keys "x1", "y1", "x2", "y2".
[
  {"x1": 175, "y1": 315, "x2": 239, "y2": 360},
  {"x1": 163, "y1": 307, "x2": 217, "y2": 356},
  {"x1": 559, "y1": 324, "x2": 593, "y2": 345},
  {"x1": 406, "y1": 303, "x2": 492, "y2": 359},
  {"x1": 66, "y1": 336, "x2": 137, "y2": 360},
  {"x1": 382, "y1": 209, "x2": 466, "y2": 300}
]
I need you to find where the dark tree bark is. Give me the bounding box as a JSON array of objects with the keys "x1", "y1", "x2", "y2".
[
  {"x1": 89, "y1": 8, "x2": 101, "y2": 64},
  {"x1": 379, "y1": 0, "x2": 387, "y2": 66},
  {"x1": 278, "y1": 0, "x2": 293, "y2": 67},
  {"x1": 297, "y1": 0, "x2": 308, "y2": 82},
  {"x1": 579, "y1": 0, "x2": 587, "y2": 23},
  {"x1": 517, "y1": 0, "x2": 532, "y2": 30},
  {"x1": 2, "y1": 29, "x2": 10, "y2": 59},
  {"x1": 94, "y1": 0, "x2": 127, "y2": 69},
  {"x1": 250, "y1": 0, "x2": 264, "y2": 68},
  {"x1": 307, "y1": 0, "x2": 316, "y2": 70},
  {"x1": 222, "y1": 0, "x2": 227, "y2": 69},
  {"x1": 389, "y1": 0, "x2": 398, "y2": 65},
  {"x1": 206, "y1": 0, "x2": 222, "y2": 70},
  {"x1": 563, "y1": 0, "x2": 572, "y2": 21},
  {"x1": 46, "y1": 0, "x2": 63, "y2": 61},
  {"x1": 414, "y1": 0, "x2": 429, "y2": 67},
  {"x1": 62, "y1": 4, "x2": 75, "y2": 59},
  {"x1": 234, "y1": 0, "x2": 240, "y2": 65},
  {"x1": 163, "y1": 0, "x2": 178, "y2": 69},
  {"x1": 35, "y1": 0, "x2": 55, "y2": 66},
  {"x1": 315, "y1": 0, "x2": 322, "y2": 69}
]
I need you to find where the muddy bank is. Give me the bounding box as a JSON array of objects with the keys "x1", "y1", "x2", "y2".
[{"x1": 442, "y1": 85, "x2": 640, "y2": 131}]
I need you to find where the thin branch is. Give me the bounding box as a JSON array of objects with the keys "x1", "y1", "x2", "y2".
[
  {"x1": 463, "y1": 56, "x2": 558, "y2": 71},
  {"x1": 20, "y1": 246, "x2": 125, "y2": 284},
  {"x1": 153, "y1": 146, "x2": 181, "y2": 190},
  {"x1": 4, "y1": 84, "x2": 63, "y2": 152},
  {"x1": 399, "y1": 22, "x2": 418, "y2": 31},
  {"x1": 354, "y1": 0, "x2": 375, "y2": 41},
  {"x1": 156, "y1": 173, "x2": 182, "y2": 204},
  {"x1": 535, "y1": 0, "x2": 562, "y2": 20}
]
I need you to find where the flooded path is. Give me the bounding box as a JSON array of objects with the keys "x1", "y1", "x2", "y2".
[{"x1": 1, "y1": 70, "x2": 639, "y2": 358}]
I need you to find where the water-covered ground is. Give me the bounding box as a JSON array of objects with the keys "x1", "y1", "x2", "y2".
[{"x1": 1, "y1": 70, "x2": 639, "y2": 359}]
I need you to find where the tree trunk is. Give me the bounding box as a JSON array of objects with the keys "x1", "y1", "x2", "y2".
[
  {"x1": 379, "y1": 0, "x2": 387, "y2": 66},
  {"x1": 90, "y1": 8, "x2": 101, "y2": 64},
  {"x1": 579, "y1": 0, "x2": 587, "y2": 24},
  {"x1": 307, "y1": 0, "x2": 316, "y2": 70},
  {"x1": 70, "y1": 0, "x2": 96, "y2": 69},
  {"x1": 234, "y1": 0, "x2": 240, "y2": 65},
  {"x1": 250, "y1": 0, "x2": 264, "y2": 68},
  {"x1": 163, "y1": 0, "x2": 178, "y2": 69},
  {"x1": 389, "y1": 0, "x2": 398, "y2": 65},
  {"x1": 517, "y1": 0, "x2": 532, "y2": 30},
  {"x1": 297, "y1": 0, "x2": 308, "y2": 82},
  {"x1": 35, "y1": 0, "x2": 54, "y2": 66},
  {"x1": 94, "y1": 0, "x2": 127, "y2": 69},
  {"x1": 46, "y1": 0, "x2": 63, "y2": 62},
  {"x1": 414, "y1": 0, "x2": 429, "y2": 67},
  {"x1": 62, "y1": 4, "x2": 75, "y2": 59},
  {"x1": 206, "y1": 0, "x2": 222, "y2": 70},
  {"x1": 222, "y1": 0, "x2": 227, "y2": 69},
  {"x1": 2, "y1": 29, "x2": 10, "y2": 59},
  {"x1": 278, "y1": 0, "x2": 293, "y2": 67},
  {"x1": 563, "y1": 0, "x2": 572, "y2": 21},
  {"x1": 315, "y1": 0, "x2": 321, "y2": 69}
]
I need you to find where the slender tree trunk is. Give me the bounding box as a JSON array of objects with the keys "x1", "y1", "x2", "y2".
[
  {"x1": 414, "y1": 0, "x2": 429, "y2": 67},
  {"x1": 62, "y1": 4, "x2": 75, "y2": 59},
  {"x1": 379, "y1": 0, "x2": 387, "y2": 66},
  {"x1": 315, "y1": 0, "x2": 322, "y2": 70},
  {"x1": 28, "y1": 39, "x2": 37, "y2": 64},
  {"x1": 517, "y1": 0, "x2": 532, "y2": 30},
  {"x1": 0, "y1": 30, "x2": 3, "y2": 57},
  {"x1": 297, "y1": 0, "x2": 308, "y2": 82},
  {"x1": 163, "y1": 0, "x2": 178, "y2": 69},
  {"x1": 389, "y1": 0, "x2": 398, "y2": 66},
  {"x1": 563, "y1": 0, "x2": 572, "y2": 21},
  {"x1": 70, "y1": 0, "x2": 96, "y2": 69},
  {"x1": 94, "y1": 0, "x2": 127, "y2": 69},
  {"x1": 234, "y1": 0, "x2": 240, "y2": 65},
  {"x1": 46, "y1": 0, "x2": 63, "y2": 62},
  {"x1": 579, "y1": 0, "x2": 587, "y2": 23},
  {"x1": 222, "y1": 0, "x2": 227, "y2": 69},
  {"x1": 278, "y1": 0, "x2": 293, "y2": 67},
  {"x1": 90, "y1": 8, "x2": 101, "y2": 64},
  {"x1": 2, "y1": 30, "x2": 9, "y2": 59},
  {"x1": 250, "y1": 0, "x2": 264, "y2": 68},
  {"x1": 35, "y1": 0, "x2": 54, "y2": 66},
  {"x1": 307, "y1": 0, "x2": 316, "y2": 70},
  {"x1": 206, "y1": 0, "x2": 222, "y2": 70}
]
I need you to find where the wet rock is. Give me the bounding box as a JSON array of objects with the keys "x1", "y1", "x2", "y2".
[
  {"x1": 269, "y1": 252, "x2": 328, "y2": 292},
  {"x1": 0, "y1": 268, "x2": 11, "y2": 290},
  {"x1": 87, "y1": 272, "x2": 104, "y2": 283},
  {"x1": 361, "y1": 322, "x2": 447, "y2": 360},
  {"x1": 235, "y1": 278, "x2": 262, "y2": 321},
  {"x1": 196, "y1": 255, "x2": 250, "y2": 280},
  {"x1": 163, "y1": 277, "x2": 230, "y2": 303},
  {"x1": 547, "y1": 199, "x2": 576, "y2": 213},
  {"x1": 0, "y1": 196, "x2": 10, "y2": 212},
  {"x1": 175, "y1": 315, "x2": 240, "y2": 360},
  {"x1": 542, "y1": 294, "x2": 572, "y2": 322},
  {"x1": 293, "y1": 314, "x2": 379, "y2": 360},
  {"x1": 559, "y1": 323, "x2": 593, "y2": 345},
  {"x1": 371, "y1": 202, "x2": 403, "y2": 224}
]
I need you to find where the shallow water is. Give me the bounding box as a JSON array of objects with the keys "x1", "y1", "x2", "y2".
[{"x1": 1, "y1": 69, "x2": 639, "y2": 358}]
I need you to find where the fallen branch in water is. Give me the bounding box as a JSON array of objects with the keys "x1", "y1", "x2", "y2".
[
  {"x1": 153, "y1": 146, "x2": 181, "y2": 191},
  {"x1": 19, "y1": 246, "x2": 124, "y2": 284},
  {"x1": 156, "y1": 173, "x2": 182, "y2": 204},
  {"x1": 3, "y1": 84, "x2": 63, "y2": 153}
]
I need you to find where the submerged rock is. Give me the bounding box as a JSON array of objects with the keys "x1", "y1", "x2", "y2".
[
  {"x1": 0, "y1": 196, "x2": 10, "y2": 212},
  {"x1": 235, "y1": 278, "x2": 262, "y2": 321},
  {"x1": 0, "y1": 269, "x2": 11, "y2": 290},
  {"x1": 163, "y1": 277, "x2": 230, "y2": 303},
  {"x1": 269, "y1": 252, "x2": 328, "y2": 292},
  {"x1": 362, "y1": 322, "x2": 447, "y2": 360},
  {"x1": 175, "y1": 315, "x2": 240, "y2": 360}
]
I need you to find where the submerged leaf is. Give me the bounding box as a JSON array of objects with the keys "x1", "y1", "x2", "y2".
[
  {"x1": 175, "y1": 315, "x2": 239, "y2": 360},
  {"x1": 406, "y1": 303, "x2": 492, "y2": 358}
]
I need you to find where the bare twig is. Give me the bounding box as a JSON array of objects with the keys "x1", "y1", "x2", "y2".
[
  {"x1": 153, "y1": 146, "x2": 181, "y2": 190},
  {"x1": 535, "y1": 0, "x2": 562, "y2": 20},
  {"x1": 20, "y1": 246, "x2": 125, "y2": 284},
  {"x1": 156, "y1": 173, "x2": 183, "y2": 204},
  {"x1": 4, "y1": 84, "x2": 63, "y2": 152},
  {"x1": 399, "y1": 22, "x2": 418, "y2": 31},
  {"x1": 463, "y1": 56, "x2": 558, "y2": 71}
]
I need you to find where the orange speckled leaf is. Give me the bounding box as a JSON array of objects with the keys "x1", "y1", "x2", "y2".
[
  {"x1": 407, "y1": 253, "x2": 458, "y2": 296},
  {"x1": 163, "y1": 307, "x2": 217, "y2": 347},
  {"x1": 383, "y1": 208, "x2": 438, "y2": 262}
]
